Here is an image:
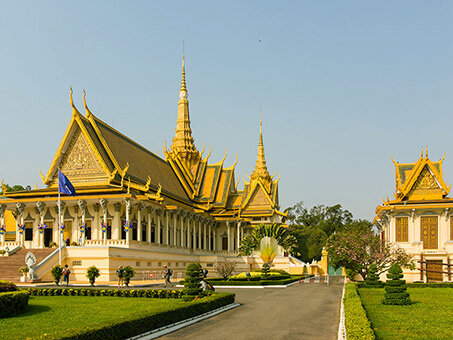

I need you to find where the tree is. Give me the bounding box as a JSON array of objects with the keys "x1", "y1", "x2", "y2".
[
  {"x1": 183, "y1": 263, "x2": 203, "y2": 301},
  {"x1": 51, "y1": 265, "x2": 63, "y2": 285},
  {"x1": 382, "y1": 264, "x2": 411, "y2": 305},
  {"x1": 0, "y1": 183, "x2": 31, "y2": 195},
  {"x1": 239, "y1": 223, "x2": 298, "y2": 256},
  {"x1": 213, "y1": 261, "x2": 236, "y2": 280},
  {"x1": 86, "y1": 266, "x2": 100, "y2": 286},
  {"x1": 285, "y1": 202, "x2": 353, "y2": 262},
  {"x1": 326, "y1": 225, "x2": 414, "y2": 280},
  {"x1": 123, "y1": 266, "x2": 135, "y2": 287}
]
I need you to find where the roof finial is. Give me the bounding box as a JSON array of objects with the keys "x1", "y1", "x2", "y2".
[
  {"x1": 69, "y1": 87, "x2": 80, "y2": 116},
  {"x1": 251, "y1": 110, "x2": 271, "y2": 182},
  {"x1": 421, "y1": 146, "x2": 423, "y2": 158},
  {"x1": 426, "y1": 146, "x2": 429, "y2": 158},
  {"x1": 82, "y1": 89, "x2": 93, "y2": 118},
  {"x1": 180, "y1": 50, "x2": 187, "y2": 96}
]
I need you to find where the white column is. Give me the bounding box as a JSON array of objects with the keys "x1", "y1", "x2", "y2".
[
  {"x1": 112, "y1": 202, "x2": 121, "y2": 241},
  {"x1": 198, "y1": 218, "x2": 202, "y2": 249},
  {"x1": 227, "y1": 221, "x2": 231, "y2": 252},
  {"x1": 180, "y1": 213, "x2": 184, "y2": 247},
  {"x1": 208, "y1": 223, "x2": 212, "y2": 251},
  {"x1": 186, "y1": 214, "x2": 191, "y2": 248},
  {"x1": 147, "y1": 208, "x2": 152, "y2": 243},
  {"x1": 78, "y1": 200, "x2": 86, "y2": 245},
  {"x1": 0, "y1": 204, "x2": 5, "y2": 245},
  {"x1": 173, "y1": 213, "x2": 177, "y2": 246},
  {"x1": 203, "y1": 221, "x2": 207, "y2": 250},
  {"x1": 192, "y1": 217, "x2": 196, "y2": 249},
  {"x1": 125, "y1": 199, "x2": 131, "y2": 243},
  {"x1": 213, "y1": 223, "x2": 217, "y2": 251},
  {"x1": 157, "y1": 210, "x2": 161, "y2": 244},
  {"x1": 237, "y1": 221, "x2": 241, "y2": 251},
  {"x1": 16, "y1": 203, "x2": 25, "y2": 246},
  {"x1": 165, "y1": 211, "x2": 169, "y2": 245},
  {"x1": 100, "y1": 199, "x2": 108, "y2": 244},
  {"x1": 137, "y1": 204, "x2": 142, "y2": 242}
]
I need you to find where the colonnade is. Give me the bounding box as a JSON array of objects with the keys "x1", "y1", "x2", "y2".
[{"x1": 4, "y1": 198, "x2": 248, "y2": 253}]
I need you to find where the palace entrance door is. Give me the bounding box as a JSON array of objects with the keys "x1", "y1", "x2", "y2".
[
  {"x1": 63, "y1": 221, "x2": 72, "y2": 245},
  {"x1": 421, "y1": 216, "x2": 438, "y2": 249},
  {"x1": 426, "y1": 260, "x2": 443, "y2": 282},
  {"x1": 44, "y1": 227, "x2": 53, "y2": 247}
]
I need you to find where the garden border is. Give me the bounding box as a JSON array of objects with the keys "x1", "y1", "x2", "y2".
[{"x1": 127, "y1": 302, "x2": 240, "y2": 340}]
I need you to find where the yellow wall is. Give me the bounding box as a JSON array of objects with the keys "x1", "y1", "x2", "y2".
[{"x1": 5, "y1": 210, "x2": 15, "y2": 232}]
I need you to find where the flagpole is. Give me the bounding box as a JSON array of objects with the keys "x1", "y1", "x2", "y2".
[{"x1": 58, "y1": 168, "x2": 62, "y2": 267}]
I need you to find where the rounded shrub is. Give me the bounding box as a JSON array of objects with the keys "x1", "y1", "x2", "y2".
[
  {"x1": 183, "y1": 263, "x2": 202, "y2": 301},
  {"x1": 86, "y1": 266, "x2": 101, "y2": 286},
  {"x1": 382, "y1": 264, "x2": 411, "y2": 305},
  {"x1": 51, "y1": 265, "x2": 63, "y2": 285},
  {"x1": 0, "y1": 280, "x2": 17, "y2": 293},
  {"x1": 123, "y1": 266, "x2": 135, "y2": 287}
]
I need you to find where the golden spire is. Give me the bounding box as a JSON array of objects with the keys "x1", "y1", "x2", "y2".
[
  {"x1": 250, "y1": 117, "x2": 271, "y2": 182},
  {"x1": 170, "y1": 54, "x2": 200, "y2": 167}
]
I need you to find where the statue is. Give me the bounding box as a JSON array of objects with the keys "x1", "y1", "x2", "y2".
[{"x1": 25, "y1": 252, "x2": 37, "y2": 280}]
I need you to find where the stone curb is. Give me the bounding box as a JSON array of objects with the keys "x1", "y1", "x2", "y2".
[{"x1": 127, "y1": 302, "x2": 240, "y2": 340}]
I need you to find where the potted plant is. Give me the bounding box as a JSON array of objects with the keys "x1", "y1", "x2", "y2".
[
  {"x1": 123, "y1": 266, "x2": 135, "y2": 287},
  {"x1": 51, "y1": 265, "x2": 63, "y2": 285},
  {"x1": 19, "y1": 266, "x2": 29, "y2": 282},
  {"x1": 86, "y1": 266, "x2": 100, "y2": 286}
]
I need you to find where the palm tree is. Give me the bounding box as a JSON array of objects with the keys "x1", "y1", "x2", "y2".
[{"x1": 239, "y1": 223, "x2": 298, "y2": 256}]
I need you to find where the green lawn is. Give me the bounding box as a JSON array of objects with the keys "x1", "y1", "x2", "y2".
[
  {"x1": 0, "y1": 296, "x2": 192, "y2": 339},
  {"x1": 359, "y1": 288, "x2": 453, "y2": 340}
]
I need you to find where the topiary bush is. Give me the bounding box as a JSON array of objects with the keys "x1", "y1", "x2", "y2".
[
  {"x1": 261, "y1": 263, "x2": 270, "y2": 278},
  {"x1": 183, "y1": 263, "x2": 202, "y2": 301},
  {"x1": 0, "y1": 290, "x2": 30, "y2": 318},
  {"x1": 0, "y1": 280, "x2": 17, "y2": 293},
  {"x1": 86, "y1": 266, "x2": 101, "y2": 286},
  {"x1": 382, "y1": 263, "x2": 411, "y2": 305},
  {"x1": 51, "y1": 265, "x2": 63, "y2": 285},
  {"x1": 123, "y1": 266, "x2": 135, "y2": 287},
  {"x1": 363, "y1": 264, "x2": 383, "y2": 288}
]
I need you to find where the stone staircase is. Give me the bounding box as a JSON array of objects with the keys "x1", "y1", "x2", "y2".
[{"x1": 0, "y1": 248, "x2": 55, "y2": 282}]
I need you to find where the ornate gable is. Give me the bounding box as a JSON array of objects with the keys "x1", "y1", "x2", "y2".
[
  {"x1": 52, "y1": 127, "x2": 107, "y2": 183},
  {"x1": 407, "y1": 166, "x2": 443, "y2": 200}
]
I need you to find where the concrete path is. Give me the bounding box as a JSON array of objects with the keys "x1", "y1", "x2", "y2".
[{"x1": 158, "y1": 277, "x2": 344, "y2": 340}]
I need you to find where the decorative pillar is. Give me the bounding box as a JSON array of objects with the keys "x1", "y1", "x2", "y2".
[
  {"x1": 192, "y1": 216, "x2": 196, "y2": 249},
  {"x1": 165, "y1": 211, "x2": 170, "y2": 245},
  {"x1": 100, "y1": 199, "x2": 108, "y2": 244},
  {"x1": 227, "y1": 221, "x2": 232, "y2": 252},
  {"x1": 147, "y1": 206, "x2": 153, "y2": 244},
  {"x1": 36, "y1": 202, "x2": 46, "y2": 248},
  {"x1": 203, "y1": 221, "x2": 207, "y2": 250},
  {"x1": 113, "y1": 202, "x2": 121, "y2": 241},
  {"x1": 173, "y1": 212, "x2": 177, "y2": 246},
  {"x1": 198, "y1": 218, "x2": 202, "y2": 249},
  {"x1": 208, "y1": 222, "x2": 212, "y2": 251},
  {"x1": 16, "y1": 203, "x2": 25, "y2": 246},
  {"x1": 125, "y1": 199, "x2": 131, "y2": 243},
  {"x1": 156, "y1": 209, "x2": 162, "y2": 244},
  {"x1": 186, "y1": 213, "x2": 191, "y2": 248},
  {"x1": 0, "y1": 204, "x2": 6, "y2": 245},
  {"x1": 180, "y1": 211, "x2": 185, "y2": 247},
  {"x1": 78, "y1": 200, "x2": 87, "y2": 244},
  {"x1": 92, "y1": 203, "x2": 100, "y2": 241},
  {"x1": 136, "y1": 203, "x2": 143, "y2": 242},
  {"x1": 213, "y1": 223, "x2": 217, "y2": 251},
  {"x1": 237, "y1": 221, "x2": 241, "y2": 252}
]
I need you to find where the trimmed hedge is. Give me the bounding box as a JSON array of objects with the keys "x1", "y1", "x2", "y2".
[
  {"x1": 0, "y1": 280, "x2": 17, "y2": 293},
  {"x1": 62, "y1": 292, "x2": 235, "y2": 339},
  {"x1": 0, "y1": 290, "x2": 30, "y2": 318},
  {"x1": 206, "y1": 277, "x2": 300, "y2": 286},
  {"x1": 26, "y1": 287, "x2": 190, "y2": 299},
  {"x1": 406, "y1": 283, "x2": 453, "y2": 288},
  {"x1": 344, "y1": 283, "x2": 375, "y2": 340}
]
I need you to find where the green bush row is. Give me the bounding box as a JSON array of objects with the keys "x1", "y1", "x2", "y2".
[
  {"x1": 63, "y1": 292, "x2": 235, "y2": 340},
  {"x1": 206, "y1": 277, "x2": 299, "y2": 286},
  {"x1": 344, "y1": 283, "x2": 375, "y2": 340},
  {"x1": 406, "y1": 282, "x2": 453, "y2": 288},
  {"x1": 0, "y1": 280, "x2": 17, "y2": 293},
  {"x1": 25, "y1": 287, "x2": 191, "y2": 299},
  {"x1": 0, "y1": 290, "x2": 30, "y2": 318}
]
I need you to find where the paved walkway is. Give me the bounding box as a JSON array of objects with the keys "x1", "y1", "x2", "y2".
[{"x1": 159, "y1": 277, "x2": 344, "y2": 340}]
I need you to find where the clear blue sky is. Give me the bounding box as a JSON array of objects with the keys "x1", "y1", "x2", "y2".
[{"x1": 1, "y1": 1, "x2": 453, "y2": 220}]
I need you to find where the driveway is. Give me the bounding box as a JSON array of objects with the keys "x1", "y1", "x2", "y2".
[{"x1": 159, "y1": 277, "x2": 344, "y2": 340}]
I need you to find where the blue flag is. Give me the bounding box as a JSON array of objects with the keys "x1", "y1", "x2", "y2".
[{"x1": 58, "y1": 170, "x2": 76, "y2": 196}]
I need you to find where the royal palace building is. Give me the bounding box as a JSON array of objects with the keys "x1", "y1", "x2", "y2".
[
  {"x1": 0, "y1": 57, "x2": 288, "y2": 282},
  {"x1": 375, "y1": 149, "x2": 453, "y2": 282}
]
